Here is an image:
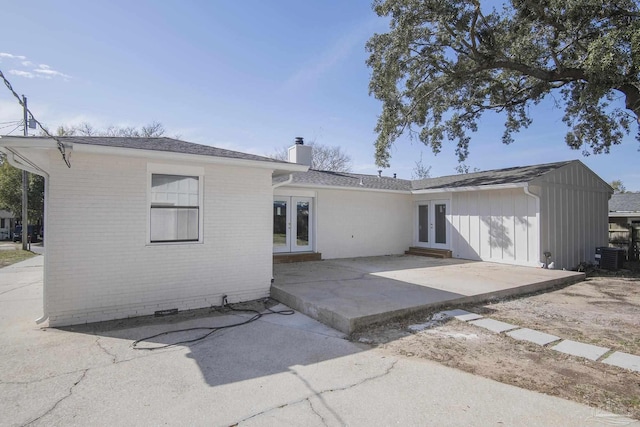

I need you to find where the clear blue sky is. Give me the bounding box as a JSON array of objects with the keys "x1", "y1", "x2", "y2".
[{"x1": 1, "y1": 0, "x2": 638, "y2": 190}]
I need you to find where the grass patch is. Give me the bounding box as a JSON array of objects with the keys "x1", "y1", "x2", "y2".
[{"x1": 0, "y1": 250, "x2": 36, "y2": 268}]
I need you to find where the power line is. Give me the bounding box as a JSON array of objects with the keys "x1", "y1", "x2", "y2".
[
  {"x1": 0, "y1": 68, "x2": 71, "y2": 168},
  {"x1": 0, "y1": 121, "x2": 22, "y2": 131},
  {"x1": 4, "y1": 122, "x2": 23, "y2": 135}
]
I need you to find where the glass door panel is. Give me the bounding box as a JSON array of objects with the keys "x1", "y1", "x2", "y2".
[
  {"x1": 273, "y1": 196, "x2": 313, "y2": 253},
  {"x1": 292, "y1": 197, "x2": 312, "y2": 252},
  {"x1": 435, "y1": 203, "x2": 447, "y2": 244},
  {"x1": 296, "y1": 201, "x2": 309, "y2": 246},
  {"x1": 273, "y1": 198, "x2": 290, "y2": 253},
  {"x1": 418, "y1": 204, "x2": 429, "y2": 243}
]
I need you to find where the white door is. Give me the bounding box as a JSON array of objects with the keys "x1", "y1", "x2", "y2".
[
  {"x1": 273, "y1": 197, "x2": 313, "y2": 253},
  {"x1": 416, "y1": 200, "x2": 450, "y2": 249}
]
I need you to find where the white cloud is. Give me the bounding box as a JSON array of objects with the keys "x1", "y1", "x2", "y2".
[
  {"x1": 0, "y1": 52, "x2": 27, "y2": 60},
  {"x1": 33, "y1": 66, "x2": 71, "y2": 79},
  {"x1": 8, "y1": 70, "x2": 35, "y2": 79},
  {"x1": 0, "y1": 53, "x2": 71, "y2": 80}
]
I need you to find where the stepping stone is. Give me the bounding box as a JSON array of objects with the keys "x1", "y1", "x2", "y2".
[
  {"x1": 602, "y1": 351, "x2": 640, "y2": 373},
  {"x1": 506, "y1": 328, "x2": 560, "y2": 346},
  {"x1": 551, "y1": 340, "x2": 610, "y2": 361},
  {"x1": 469, "y1": 318, "x2": 519, "y2": 333},
  {"x1": 440, "y1": 309, "x2": 483, "y2": 322}
]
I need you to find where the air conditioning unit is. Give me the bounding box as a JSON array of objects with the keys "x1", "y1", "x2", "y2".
[{"x1": 595, "y1": 247, "x2": 625, "y2": 270}]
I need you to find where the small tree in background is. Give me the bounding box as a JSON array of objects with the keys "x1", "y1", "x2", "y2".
[
  {"x1": 411, "y1": 153, "x2": 432, "y2": 179},
  {"x1": 610, "y1": 180, "x2": 626, "y2": 194}
]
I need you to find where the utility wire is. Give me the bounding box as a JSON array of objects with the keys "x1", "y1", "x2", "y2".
[
  {"x1": 0, "y1": 121, "x2": 22, "y2": 130},
  {"x1": 0, "y1": 68, "x2": 71, "y2": 168},
  {"x1": 132, "y1": 298, "x2": 295, "y2": 350},
  {"x1": 4, "y1": 122, "x2": 23, "y2": 135}
]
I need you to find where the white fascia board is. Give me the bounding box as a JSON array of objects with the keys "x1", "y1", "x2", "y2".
[
  {"x1": 411, "y1": 182, "x2": 527, "y2": 194},
  {"x1": 0, "y1": 137, "x2": 57, "y2": 149},
  {"x1": 72, "y1": 143, "x2": 308, "y2": 172},
  {"x1": 280, "y1": 183, "x2": 410, "y2": 194},
  {"x1": 0, "y1": 137, "x2": 308, "y2": 174},
  {"x1": 609, "y1": 212, "x2": 640, "y2": 217}
]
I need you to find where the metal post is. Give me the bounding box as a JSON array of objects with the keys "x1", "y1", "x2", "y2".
[{"x1": 21, "y1": 95, "x2": 28, "y2": 251}]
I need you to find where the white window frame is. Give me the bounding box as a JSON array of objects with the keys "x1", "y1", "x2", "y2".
[{"x1": 147, "y1": 163, "x2": 204, "y2": 245}]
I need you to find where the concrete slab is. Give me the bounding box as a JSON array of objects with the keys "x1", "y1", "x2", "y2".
[
  {"x1": 602, "y1": 351, "x2": 640, "y2": 372},
  {"x1": 272, "y1": 255, "x2": 584, "y2": 334},
  {"x1": 468, "y1": 318, "x2": 519, "y2": 333},
  {"x1": 3, "y1": 257, "x2": 632, "y2": 426},
  {"x1": 551, "y1": 340, "x2": 610, "y2": 361},
  {"x1": 441, "y1": 309, "x2": 483, "y2": 322},
  {"x1": 506, "y1": 328, "x2": 561, "y2": 346},
  {"x1": 0, "y1": 257, "x2": 639, "y2": 427}
]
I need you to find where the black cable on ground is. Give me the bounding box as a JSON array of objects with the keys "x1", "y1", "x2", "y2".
[{"x1": 132, "y1": 298, "x2": 294, "y2": 350}]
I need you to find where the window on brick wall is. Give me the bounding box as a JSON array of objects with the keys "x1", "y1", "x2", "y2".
[{"x1": 150, "y1": 174, "x2": 200, "y2": 242}]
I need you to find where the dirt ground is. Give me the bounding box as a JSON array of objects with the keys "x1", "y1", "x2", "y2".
[{"x1": 352, "y1": 266, "x2": 640, "y2": 419}]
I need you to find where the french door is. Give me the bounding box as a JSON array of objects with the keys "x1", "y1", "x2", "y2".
[
  {"x1": 417, "y1": 200, "x2": 450, "y2": 250},
  {"x1": 273, "y1": 197, "x2": 313, "y2": 253}
]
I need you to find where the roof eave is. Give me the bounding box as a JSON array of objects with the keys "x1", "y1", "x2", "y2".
[
  {"x1": 609, "y1": 211, "x2": 640, "y2": 217},
  {"x1": 411, "y1": 182, "x2": 528, "y2": 194},
  {"x1": 0, "y1": 136, "x2": 308, "y2": 173},
  {"x1": 278, "y1": 182, "x2": 411, "y2": 194},
  {"x1": 0, "y1": 136, "x2": 58, "y2": 149}
]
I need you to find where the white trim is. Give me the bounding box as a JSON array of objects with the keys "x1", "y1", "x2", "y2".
[
  {"x1": 74, "y1": 143, "x2": 307, "y2": 173},
  {"x1": 609, "y1": 212, "x2": 640, "y2": 217},
  {"x1": 0, "y1": 137, "x2": 308, "y2": 174},
  {"x1": 274, "y1": 188, "x2": 317, "y2": 198},
  {"x1": 412, "y1": 182, "x2": 527, "y2": 194},
  {"x1": 272, "y1": 174, "x2": 293, "y2": 189},
  {"x1": 146, "y1": 163, "x2": 205, "y2": 245},
  {"x1": 281, "y1": 183, "x2": 409, "y2": 194},
  {"x1": 1, "y1": 147, "x2": 50, "y2": 324},
  {"x1": 523, "y1": 185, "x2": 541, "y2": 265}
]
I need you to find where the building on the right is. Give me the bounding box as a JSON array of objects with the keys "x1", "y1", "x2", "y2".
[{"x1": 609, "y1": 192, "x2": 640, "y2": 261}]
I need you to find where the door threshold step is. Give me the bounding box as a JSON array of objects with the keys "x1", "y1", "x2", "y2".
[
  {"x1": 405, "y1": 247, "x2": 452, "y2": 259},
  {"x1": 273, "y1": 252, "x2": 322, "y2": 264}
]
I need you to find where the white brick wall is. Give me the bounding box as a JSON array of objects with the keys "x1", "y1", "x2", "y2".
[{"x1": 45, "y1": 151, "x2": 273, "y2": 326}]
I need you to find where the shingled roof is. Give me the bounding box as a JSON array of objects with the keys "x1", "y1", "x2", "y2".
[
  {"x1": 274, "y1": 161, "x2": 579, "y2": 192},
  {"x1": 610, "y1": 193, "x2": 640, "y2": 212},
  {"x1": 8, "y1": 136, "x2": 285, "y2": 164},
  {"x1": 412, "y1": 161, "x2": 573, "y2": 190},
  {"x1": 273, "y1": 169, "x2": 412, "y2": 191}
]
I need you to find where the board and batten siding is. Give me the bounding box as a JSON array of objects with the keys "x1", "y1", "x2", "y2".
[
  {"x1": 44, "y1": 150, "x2": 274, "y2": 326},
  {"x1": 449, "y1": 189, "x2": 539, "y2": 266},
  {"x1": 530, "y1": 161, "x2": 610, "y2": 270}
]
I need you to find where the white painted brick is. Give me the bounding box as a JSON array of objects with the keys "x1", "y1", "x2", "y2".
[{"x1": 45, "y1": 151, "x2": 274, "y2": 327}]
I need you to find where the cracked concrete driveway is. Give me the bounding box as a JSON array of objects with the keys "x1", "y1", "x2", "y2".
[{"x1": 1, "y1": 257, "x2": 636, "y2": 426}]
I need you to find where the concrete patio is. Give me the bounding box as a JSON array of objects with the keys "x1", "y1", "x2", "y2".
[{"x1": 272, "y1": 255, "x2": 585, "y2": 334}]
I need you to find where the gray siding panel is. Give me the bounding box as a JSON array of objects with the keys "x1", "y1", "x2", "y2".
[{"x1": 534, "y1": 162, "x2": 610, "y2": 270}]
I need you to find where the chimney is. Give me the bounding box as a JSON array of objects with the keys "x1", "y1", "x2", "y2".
[
  {"x1": 287, "y1": 136, "x2": 312, "y2": 167},
  {"x1": 377, "y1": 170, "x2": 382, "y2": 178}
]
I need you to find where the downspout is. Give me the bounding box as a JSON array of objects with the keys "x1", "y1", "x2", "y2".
[
  {"x1": 272, "y1": 173, "x2": 293, "y2": 189},
  {"x1": 3, "y1": 147, "x2": 50, "y2": 324},
  {"x1": 523, "y1": 184, "x2": 542, "y2": 267}
]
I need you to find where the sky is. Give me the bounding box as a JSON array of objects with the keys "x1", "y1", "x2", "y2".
[{"x1": 0, "y1": 0, "x2": 638, "y2": 190}]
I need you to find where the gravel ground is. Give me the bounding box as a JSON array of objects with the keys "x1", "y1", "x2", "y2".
[{"x1": 352, "y1": 265, "x2": 640, "y2": 419}]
